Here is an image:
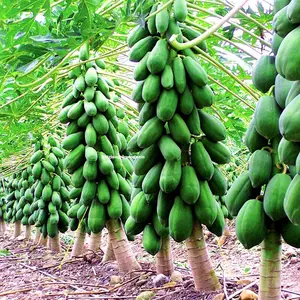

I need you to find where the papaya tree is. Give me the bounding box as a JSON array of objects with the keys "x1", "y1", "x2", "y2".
[
  {"x1": 226, "y1": 1, "x2": 300, "y2": 298},
  {"x1": 0, "y1": 179, "x2": 8, "y2": 235},
  {"x1": 61, "y1": 44, "x2": 140, "y2": 272},
  {"x1": 29, "y1": 137, "x2": 71, "y2": 251},
  {"x1": 126, "y1": 0, "x2": 232, "y2": 290}
]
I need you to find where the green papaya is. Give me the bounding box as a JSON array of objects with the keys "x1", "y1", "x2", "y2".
[
  {"x1": 183, "y1": 56, "x2": 207, "y2": 87},
  {"x1": 208, "y1": 166, "x2": 228, "y2": 196},
  {"x1": 264, "y1": 173, "x2": 291, "y2": 221},
  {"x1": 161, "y1": 65, "x2": 174, "y2": 89},
  {"x1": 173, "y1": 57, "x2": 186, "y2": 94},
  {"x1": 157, "y1": 89, "x2": 178, "y2": 122},
  {"x1": 131, "y1": 191, "x2": 153, "y2": 223},
  {"x1": 179, "y1": 166, "x2": 200, "y2": 205},
  {"x1": 192, "y1": 84, "x2": 214, "y2": 108},
  {"x1": 139, "y1": 102, "x2": 156, "y2": 126},
  {"x1": 286, "y1": 81, "x2": 300, "y2": 106},
  {"x1": 207, "y1": 204, "x2": 225, "y2": 237},
  {"x1": 134, "y1": 144, "x2": 159, "y2": 175},
  {"x1": 181, "y1": 26, "x2": 208, "y2": 52},
  {"x1": 274, "y1": 74, "x2": 293, "y2": 109},
  {"x1": 287, "y1": 0, "x2": 300, "y2": 23},
  {"x1": 185, "y1": 106, "x2": 201, "y2": 135},
  {"x1": 159, "y1": 160, "x2": 182, "y2": 193},
  {"x1": 134, "y1": 52, "x2": 150, "y2": 81},
  {"x1": 142, "y1": 74, "x2": 161, "y2": 103},
  {"x1": 127, "y1": 26, "x2": 150, "y2": 48},
  {"x1": 278, "y1": 137, "x2": 300, "y2": 165},
  {"x1": 158, "y1": 135, "x2": 181, "y2": 161},
  {"x1": 129, "y1": 36, "x2": 156, "y2": 62},
  {"x1": 174, "y1": 0, "x2": 187, "y2": 22},
  {"x1": 178, "y1": 87, "x2": 194, "y2": 115},
  {"x1": 125, "y1": 216, "x2": 146, "y2": 235},
  {"x1": 284, "y1": 174, "x2": 300, "y2": 225},
  {"x1": 169, "y1": 114, "x2": 191, "y2": 146},
  {"x1": 273, "y1": 7, "x2": 298, "y2": 37},
  {"x1": 244, "y1": 119, "x2": 268, "y2": 153},
  {"x1": 202, "y1": 137, "x2": 230, "y2": 164},
  {"x1": 147, "y1": 4, "x2": 158, "y2": 35},
  {"x1": 236, "y1": 200, "x2": 267, "y2": 249},
  {"x1": 142, "y1": 225, "x2": 161, "y2": 255},
  {"x1": 271, "y1": 33, "x2": 284, "y2": 55},
  {"x1": 155, "y1": 5, "x2": 169, "y2": 34},
  {"x1": 88, "y1": 200, "x2": 106, "y2": 233},
  {"x1": 280, "y1": 219, "x2": 300, "y2": 248},
  {"x1": 147, "y1": 39, "x2": 169, "y2": 74},
  {"x1": 142, "y1": 163, "x2": 163, "y2": 194}
]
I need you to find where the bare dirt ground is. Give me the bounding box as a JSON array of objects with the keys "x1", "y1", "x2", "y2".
[{"x1": 0, "y1": 223, "x2": 299, "y2": 300}]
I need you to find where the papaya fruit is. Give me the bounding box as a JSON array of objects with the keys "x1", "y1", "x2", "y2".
[
  {"x1": 139, "y1": 102, "x2": 156, "y2": 126},
  {"x1": 280, "y1": 219, "x2": 300, "y2": 248},
  {"x1": 202, "y1": 137, "x2": 230, "y2": 164},
  {"x1": 254, "y1": 96, "x2": 281, "y2": 140},
  {"x1": 134, "y1": 144, "x2": 159, "y2": 176},
  {"x1": 169, "y1": 196, "x2": 193, "y2": 242},
  {"x1": 199, "y1": 110, "x2": 226, "y2": 142},
  {"x1": 274, "y1": 74, "x2": 293, "y2": 109},
  {"x1": 83, "y1": 160, "x2": 98, "y2": 181},
  {"x1": 159, "y1": 160, "x2": 182, "y2": 193},
  {"x1": 181, "y1": 26, "x2": 208, "y2": 52},
  {"x1": 248, "y1": 150, "x2": 272, "y2": 188},
  {"x1": 157, "y1": 89, "x2": 178, "y2": 122},
  {"x1": 208, "y1": 166, "x2": 228, "y2": 196},
  {"x1": 285, "y1": 81, "x2": 300, "y2": 106},
  {"x1": 97, "y1": 180, "x2": 110, "y2": 204},
  {"x1": 252, "y1": 56, "x2": 277, "y2": 93},
  {"x1": 169, "y1": 114, "x2": 191, "y2": 146},
  {"x1": 62, "y1": 132, "x2": 84, "y2": 151},
  {"x1": 185, "y1": 106, "x2": 201, "y2": 135},
  {"x1": 134, "y1": 52, "x2": 150, "y2": 81},
  {"x1": 127, "y1": 26, "x2": 150, "y2": 47},
  {"x1": 179, "y1": 166, "x2": 200, "y2": 205},
  {"x1": 263, "y1": 173, "x2": 291, "y2": 221},
  {"x1": 244, "y1": 119, "x2": 268, "y2": 153},
  {"x1": 271, "y1": 33, "x2": 284, "y2": 55},
  {"x1": 225, "y1": 172, "x2": 258, "y2": 216},
  {"x1": 142, "y1": 225, "x2": 161, "y2": 255},
  {"x1": 147, "y1": 4, "x2": 158, "y2": 35},
  {"x1": 173, "y1": 57, "x2": 186, "y2": 94},
  {"x1": 194, "y1": 181, "x2": 218, "y2": 227},
  {"x1": 278, "y1": 137, "x2": 300, "y2": 165},
  {"x1": 84, "y1": 101, "x2": 97, "y2": 116},
  {"x1": 284, "y1": 174, "x2": 300, "y2": 225},
  {"x1": 147, "y1": 39, "x2": 169, "y2": 74},
  {"x1": 235, "y1": 200, "x2": 267, "y2": 249},
  {"x1": 161, "y1": 65, "x2": 174, "y2": 90},
  {"x1": 131, "y1": 191, "x2": 153, "y2": 223},
  {"x1": 77, "y1": 113, "x2": 91, "y2": 128},
  {"x1": 287, "y1": 0, "x2": 300, "y2": 23},
  {"x1": 207, "y1": 204, "x2": 225, "y2": 237},
  {"x1": 279, "y1": 95, "x2": 300, "y2": 142},
  {"x1": 95, "y1": 91, "x2": 109, "y2": 112},
  {"x1": 85, "y1": 67, "x2": 97, "y2": 87},
  {"x1": 174, "y1": 0, "x2": 187, "y2": 22},
  {"x1": 81, "y1": 181, "x2": 97, "y2": 206},
  {"x1": 276, "y1": 27, "x2": 300, "y2": 81},
  {"x1": 191, "y1": 141, "x2": 214, "y2": 180},
  {"x1": 107, "y1": 190, "x2": 122, "y2": 219},
  {"x1": 157, "y1": 190, "x2": 174, "y2": 227},
  {"x1": 152, "y1": 213, "x2": 169, "y2": 237},
  {"x1": 274, "y1": 0, "x2": 291, "y2": 13},
  {"x1": 125, "y1": 216, "x2": 146, "y2": 235},
  {"x1": 179, "y1": 87, "x2": 194, "y2": 115},
  {"x1": 142, "y1": 163, "x2": 163, "y2": 194},
  {"x1": 65, "y1": 144, "x2": 85, "y2": 172},
  {"x1": 142, "y1": 74, "x2": 161, "y2": 103},
  {"x1": 155, "y1": 5, "x2": 169, "y2": 34},
  {"x1": 92, "y1": 114, "x2": 109, "y2": 135},
  {"x1": 183, "y1": 56, "x2": 207, "y2": 87},
  {"x1": 158, "y1": 135, "x2": 181, "y2": 161},
  {"x1": 129, "y1": 36, "x2": 156, "y2": 62},
  {"x1": 191, "y1": 84, "x2": 214, "y2": 108},
  {"x1": 88, "y1": 200, "x2": 106, "y2": 233},
  {"x1": 273, "y1": 7, "x2": 298, "y2": 37}
]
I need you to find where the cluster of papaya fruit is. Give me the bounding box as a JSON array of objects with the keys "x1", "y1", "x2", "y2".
[
  {"x1": 125, "y1": 0, "x2": 231, "y2": 255},
  {"x1": 28, "y1": 137, "x2": 71, "y2": 238},
  {"x1": 226, "y1": 0, "x2": 300, "y2": 249},
  {"x1": 0, "y1": 179, "x2": 8, "y2": 222},
  {"x1": 61, "y1": 44, "x2": 134, "y2": 238}
]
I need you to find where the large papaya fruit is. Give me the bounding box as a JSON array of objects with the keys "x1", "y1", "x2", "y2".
[{"x1": 284, "y1": 174, "x2": 300, "y2": 225}]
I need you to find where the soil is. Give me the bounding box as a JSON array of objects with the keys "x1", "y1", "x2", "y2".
[{"x1": 0, "y1": 222, "x2": 299, "y2": 300}]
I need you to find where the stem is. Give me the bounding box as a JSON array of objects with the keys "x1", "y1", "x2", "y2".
[
  {"x1": 259, "y1": 229, "x2": 281, "y2": 300},
  {"x1": 0, "y1": 91, "x2": 29, "y2": 110},
  {"x1": 186, "y1": 3, "x2": 271, "y2": 47},
  {"x1": 14, "y1": 221, "x2": 21, "y2": 238},
  {"x1": 38, "y1": 235, "x2": 48, "y2": 247},
  {"x1": 102, "y1": 232, "x2": 116, "y2": 262},
  {"x1": 25, "y1": 225, "x2": 31, "y2": 240},
  {"x1": 0, "y1": 220, "x2": 6, "y2": 235},
  {"x1": 106, "y1": 219, "x2": 141, "y2": 272},
  {"x1": 34, "y1": 229, "x2": 41, "y2": 244},
  {"x1": 71, "y1": 225, "x2": 86, "y2": 257},
  {"x1": 98, "y1": 0, "x2": 123, "y2": 16},
  {"x1": 88, "y1": 232, "x2": 102, "y2": 252},
  {"x1": 50, "y1": 234, "x2": 61, "y2": 252},
  {"x1": 155, "y1": 236, "x2": 174, "y2": 276},
  {"x1": 170, "y1": 0, "x2": 250, "y2": 49},
  {"x1": 145, "y1": 0, "x2": 174, "y2": 21},
  {"x1": 186, "y1": 222, "x2": 221, "y2": 291}
]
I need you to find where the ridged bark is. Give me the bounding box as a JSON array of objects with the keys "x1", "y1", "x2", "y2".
[
  {"x1": 34, "y1": 229, "x2": 41, "y2": 244},
  {"x1": 259, "y1": 229, "x2": 281, "y2": 300},
  {"x1": 38, "y1": 235, "x2": 48, "y2": 247},
  {"x1": 102, "y1": 232, "x2": 116, "y2": 262},
  {"x1": 88, "y1": 232, "x2": 102, "y2": 252},
  {"x1": 50, "y1": 234, "x2": 61, "y2": 252},
  {"x1": 155, "y1": 236, "x2": 174, "y2": 275},
  {"x1": 186, "y1": 222, "x2": 221, "y2": 291},
  {"x1": 13, "y1": 221, "x2": 21, "y2": 238},
  {"x1": 106, "y1": 219, "x2": 141, "y2": 272}
]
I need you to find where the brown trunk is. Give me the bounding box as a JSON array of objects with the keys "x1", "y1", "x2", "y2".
[
  {"x1": 38, "y1": 235, "x2": 48, "y2": 247},
  {"x1": 259, "y1": 229, "x2": 282, "y2": 300},
  {"x1": 71, "y1": 226, "x2": 86, "y2": 257},
  {"x1": 50, "y1": 234, "x2": 61, "y2": 252},
  {"x1": 186, "y1": 222, "x2": 221, "y2": 291},
  {"x1": 13, "y1": 221, "x2": 21, "y2": 238},
  {"x1": 106, "y1": 219, "x2": 141, "y2": 272},
  {"x1": 88, "y1": 232, "x2": 102, "y2": 252},
  {"x1": 25, "y1": 225, "x2": 31, "y2": 240},
  {"x1": 0, "y1": 220, "x2": 6, "y2": 235},
  {"x1": 102, "y1": 231, "x2": 116, "y2": 262},
  {"x1": 34, "y1": 229, "x2": 41, "y2": 244},
  {"x1": 155, "y1": 236, "x2": 174, "y2": 275}
]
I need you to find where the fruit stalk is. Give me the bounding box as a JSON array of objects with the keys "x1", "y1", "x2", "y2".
[
  {"x1": 88, "y1": 232, "x2": 102, "y2": 252},
  {"x1": 259, "y1": 229, "x2": 281, "y2": 300},
  {"x1": 106, "y1": 219, "x2": 141, "y2": 272},
  {"x1": 186, "y1": 221, "x2": 221, "y2": 291},
  {"x1": 155, "y1": 236, "x2": 174, "y2": 275},
  {"x1": 25, "y1": 225, "x2": 31, "y2": 240},
  {"x1": 13, "y1": 221, "x2": 21, "y2": 238},
  {"x1": 71, "y1": 224, "x2": 86, "y2": 257}
]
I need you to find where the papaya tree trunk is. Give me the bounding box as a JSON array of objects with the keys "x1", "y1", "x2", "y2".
[
  {"x1": 34, "y1": 229, "x2": 41, "y2": 244},
  {"x1": 186, "y1": 222, "x2": 221, "y2": 291},
  {"x1": 38, "y1": 235, "x2": 48, "y2": 247},
  {"x1": 102, "y1": 231, "x2": 116, "y2": 262},
  {"x1": 0, "y1": 220, "x2": 5, "y2": 235},
  {"x1": 25, "y1": 225, "x2": 31, "y2": 240},
  {"x1": 106, "y1": 219, "x2": 141, "y2": 272},
  {"x1": 50, "y1": 234, "x2": 61, "y2": 252},
  {"x1": 13, "y1": 221, "x2": 21, "y2": 238},
  {"x1": 71, "y1": 225, "x2": 86, "y2": 257},
  {"x1": 88, "y1": 232, "x2": 102, "y2": 252},
  {"x1": 155, "y1": 236, "x2": 174, "y2": 275},
  {"x1": 259, "y1": 229, "x2": 282, "y2": 300}
]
